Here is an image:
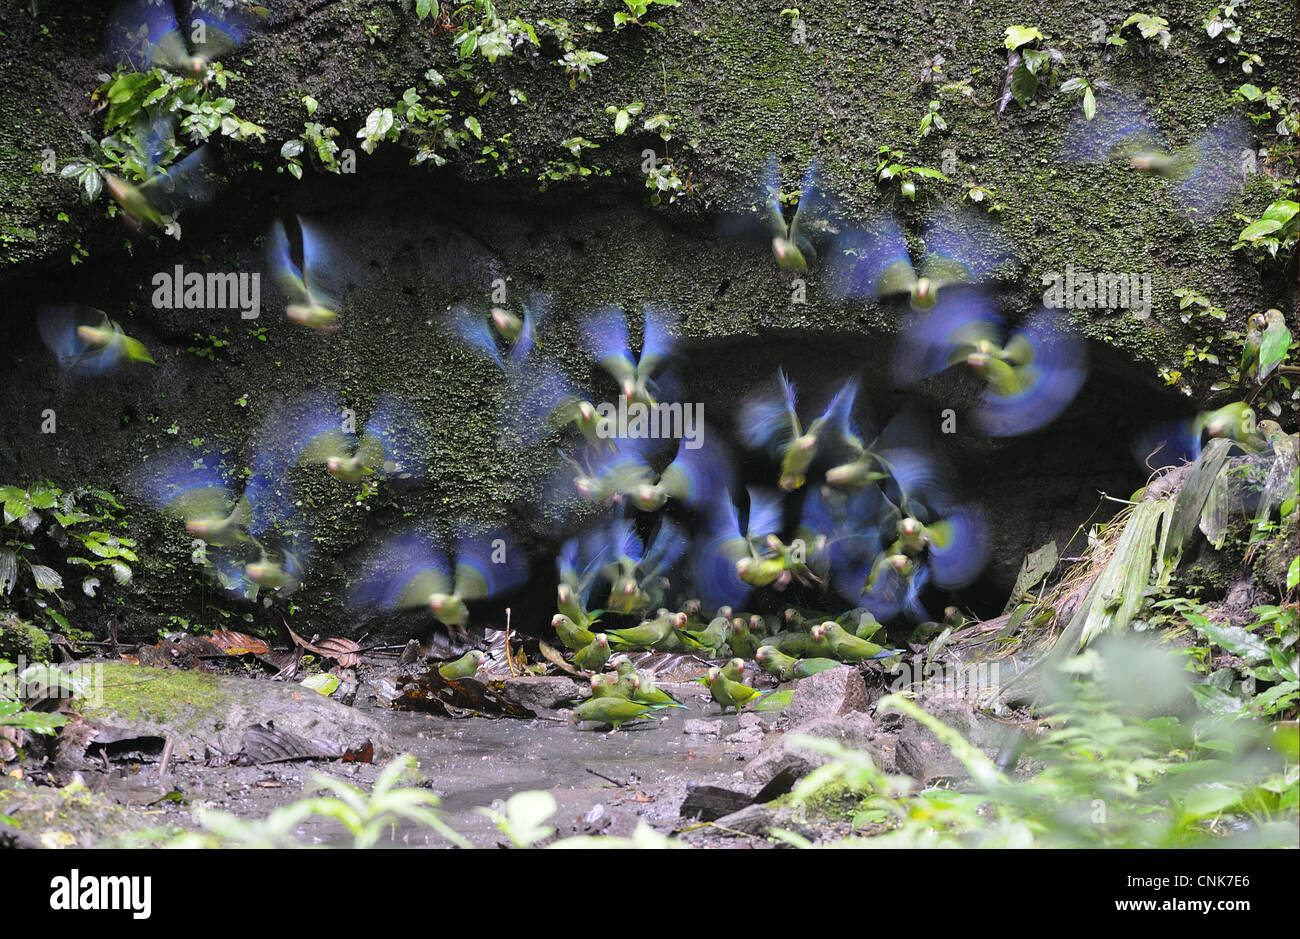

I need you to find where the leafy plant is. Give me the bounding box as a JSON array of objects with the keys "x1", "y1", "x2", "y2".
[
  {"x1": 1203, "y1": 2, "x2": 1243, "y2": 45},
  {"x1": 1109, "y1": 13, "x2": 1172, "y2": 52},
  {"x1": 0, "y1": 659, "x2": 82, "y2": 735},
  {"x1": 1059, "y1": 76, "x2": 1096, "y2": 120},
  {"x1": 1002, "y1": 26, "x2": 1057, "y2": 109},
  {"x1": 1, "y1": 484, "x2": 136, "y2": 630},
  {"x1": 917, "y1": 99, "x2": 947, "y2": 138},
  {"x1": 604, "y1": 101, "x2": 643, "y2": 135},
  {"x1": 614, "y1": 0, "x2": 680, "y2": 31},
  {"x1": 876, "y1": 146, "x2": 950, "y2": 200}
]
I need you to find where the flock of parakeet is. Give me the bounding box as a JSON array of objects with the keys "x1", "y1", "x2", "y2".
[{"x1": 26, "y1": 1, "x2": 1296, "y2": 730}]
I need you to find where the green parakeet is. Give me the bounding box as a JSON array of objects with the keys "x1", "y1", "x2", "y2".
[
  {"x1": 569, "y1": 696, "x2": 662, "y2": 731},
  {"x1": 705, "y1": 666, "x2": 763, "y2": 714},
  {"x1": 438, "y1": 649, "x2": 486, "y2": 680},
  {"x1": 574, "y1": 633, "x2": 612, "y2": 672}
]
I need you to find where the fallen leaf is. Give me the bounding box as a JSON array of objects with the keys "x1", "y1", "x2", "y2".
[{"x1": 209, "y1": 630, "x2": 270, "y2": 655}]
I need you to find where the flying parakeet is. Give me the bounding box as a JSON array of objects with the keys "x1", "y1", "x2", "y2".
[
  {"x1": 351, "y1": 529, "x2": 528, "y2": 630},
  {"x1": 450, "y1": 292, "x2": 545, "y2": 373},
  {"x1": 108, "y1": 0, "x2": 256, "y2": 78},
  {"x1": 827, "y1": 207, "x2": 1009, "y2": 309},
  {"x1": 38, "y1": 306, "x2": 156, "y2": 374},
  {"x1": 583, "y1": 305, "x2": 678, "y2": 407},
  {"x1": 269, "y1": 217, "x2": 342, "y2": 333},
  {"x1": 600, "y1": 435, "x2": 730, "y2": 513},
  {"x1": 737, "y1": 370, "x2": 861, "y2": 491},
  {"x1": 755, "y1": 157, "x2": 833, "y2": 271},
  {"x1": 893, "y1": 297, "x2": 1087, "y2": 437},
  {"x1": 285, "y1": 388, "x2": 428, "y2": 486},
  {"x1": 1062, "y1": 93, "x2": 1251, "y2": 224}
]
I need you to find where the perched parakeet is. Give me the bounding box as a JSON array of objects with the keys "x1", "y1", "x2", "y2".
[
  {"x1": 574, "y1": 633, "x2": 612, "y2": 672},
  {"x1": 624, "y1": 674, "x2": 687, "y2": 709},
  {"x1": 583, "y1": 305, "x2": 678, "y2": 407},
  {"x1": 719, "y1": 657, "x2": 747, "y2": 683},
  {"x1": 269, "y1": 217, "x2": 342, "y2": 333},
  {"x1": 737, "y1": 370, "x2": 860, "y2": 491},
  {"x1": 286, "y1": 388, "x2": 428, "y2": 485},
  {"x1": 1062, "y1": 93, "x2": 1250, "y2": 224},
  {"x1": 812, "y1": 622, "x2": 896, "y2": 663},
  {"x1": 605, "y1": 611, "x2": 688, "y2": 651},
  {"x1": 755, "y1": 646, "x2": 841, "y2": 681},
  {"x1": 893, "y1": 297, "x2": 1087, "y2": 437},
  {"x1": 727, "y1": 616, "x2": 760, "y2": 659},
  {"x1": 38, "y1": 306, "x2": 156, "y2": 374},
  {"x1": 108, "y1": 0, "x2": 255, "y2": 78},
  {"x1": 587, "y1": 673, "x2": 625, "y2": 699},
  {"x1": 438, "y1": 649, "x2": 486, "y2": 680},
  {"x1": 1257, "y1": 308, "x2": 1292, "y2": 385},
  {"x1": 704, "y1": 666, "x2": 764, "y2": 714},
  {"x1": 682, "y1": 615, "x2": 730, "y2": 655},
  {"x1": 827, "y1": 207, "x2": 1009, "y2": 309},
  {"x1": 351, "y1": 530, "x2": 528, "y2": 630},
  {"x1": 1239, "y1": 312, "x2": 1268, "y2": 386},
  {"x1": 569, "y1": 696, "x2": 662, "y2": 731}
]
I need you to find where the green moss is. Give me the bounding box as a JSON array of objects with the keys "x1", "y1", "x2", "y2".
[
  {"x1": 0, "y1": 614, "x2": 53, "y2": 664},
  {"x1": 75, "y1": 663, "x2": 229, "y2": 732},
  {"x1": 768, "y1": 780, "x2": 866, "y2": 824}
]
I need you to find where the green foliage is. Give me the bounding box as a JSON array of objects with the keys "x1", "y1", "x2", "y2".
[
  {"x1": 782, "y1": 637, "x2": 1296, "y2": 847},
  {"x1": 1110, "y1": 13, "x2": 1172, "y2": 51},
  {"x1": 1059, "y1": 76, "x2": 1096, "y2": 121},
  {"x1": 452, "y1": 1, "x2": 539, "y2": 64},
  {"x1": 604, "y1": 101, "x2": 643, "y2": 135},
  {"x1": 1001, "y1": 27, "x2": 1057, "y2": 109},
  {"x1": 0, "y1": 484, "x2": 135, "y2": 631},
  {"x1": 1003, "y1": 25, "x2": 1043, "y2": 50},
  {"x1": 60, "y1": 64, "x2": 263, "y2": 218},
  {"x1": 280, "y1": 99, "x2": 347, "y2": 178},
  {"x1": 614, "y1": 0, "x2": 680, "y2": 31},
  {"x1": 1203, "y1": 2, "x2": 1243, "y2": 45},
  {"x1": 174, "y1": 755, "x2": 472, "y2": 848},
  {"x1": 917, "y1": 99, "x2": 947, "y2": 138},
  {"x1": 0, "y1": 658, "x2": 88, "y2": 735},
  {"x1": 876, "y1": 145, "x2": 949, "y2": 200},
  {"x1": 477, "y1": 791, "x2": 556, "y2": 846}
]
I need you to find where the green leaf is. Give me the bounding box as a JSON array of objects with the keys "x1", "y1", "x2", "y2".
[
  {"x1": 1010, "y1": 65, "x2": 1038, "y2": 107},
  {"x1": 29, "y1": 564, "x2": 62, "y2": 592},
  {"x1": 1082, "y1": 86, "x2": 1096, "y2": 120},
  {"x1": 464, "y1": 115, "x2": 482, "y2": 139},
  {"x1": 1004, "y1": 25, "x2": 1044, "y2": 50},
  {"x1": 1189, "y1": 617, "x2": 1272, "y2": 661},
  {"x1": 0, "y1": 549, "x2": 16, "y2": 595},
  {"x1": 416, "y1": 0, "x2": 437, "y2": 21},
  {"x1": 301, "y1": 673, "x2": 340, "y2": 695}
]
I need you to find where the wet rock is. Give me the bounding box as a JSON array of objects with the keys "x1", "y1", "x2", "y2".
[
  {"x1": 724, "y1": 726, "x2": 765, "y2": 747},
  {"x1": 743, "y1": 714, "x2": 877, "y2": 789},
  {"x1": 69, "y1": 662, "x2": 392, "y2": 764},
  {"x1": 683, "y1": 719, "x2": 723, "y2": 736},
  {"x1": 738, "y1": 712, "x2": 769, "y2": 731},
  {"x1": 680, "y1": 784, "x2": 755, "y2": 821},
  {"x1": 712, "y1": 802, "x2": 780, "y2": 836},
  {"x1": 786, "y1": 666, "x2": 869, "y2": 722},
  {"x1": 893, "y1": 694, "x2": 1019, "y2": 786},
  {"x1": 498, "y1": 675, "x2": 581, "y2": 712}
]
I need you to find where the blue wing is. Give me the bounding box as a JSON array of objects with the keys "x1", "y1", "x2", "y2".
[
  {"x1": 737, "y1": 369, "x2": 799, "y2": 455},
  {"x1": 927, "y1": 509, "x2": 989, "y2": 590},
  {"x1": 1059, "y1": 91, "x2": 1163, "y2": 162},
  {"x1": 106, "y1": 0, "x2": 183, "y2": 69},
  {"x1": 584, "y1": 306, "x2": 632, "y2": 369},
  {"x1": 973, "y1": 310, "x2": 1087, "y2": 437},
  {"x1": 825, "y1": 213, "x2": 912, "y2": 301},
  {"x1": 892, "y1": 290, "x2": 1003, "y2": 386},
  {"x1": 1173, "y1": 114, "x2": 1251, "y2": 222}
]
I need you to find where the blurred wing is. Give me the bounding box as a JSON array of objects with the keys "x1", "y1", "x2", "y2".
[
  {"x1": 1172, "y1": 114, "x2": 1251, "y2": 223},
  {"x1": 133, "y1": 448, "x2": 236, "y2": 520},
  {"x1": 1060, "y1": 91, "x2": 1163, "y2": 163},
  {"x1": 584, "y1": 307, "x2": 634, "y2": 383},
  {"x1": 296, "y1": 216, "x2": 340, "y2": 308},
  {"x1": 364, "y1": 394, "x2": 428, "y2": 479},
  {"x1": 892, "y1": 290, "x2": 1002, "y2": 386},
  {"x1": 106, "y1": 0, "x2": 184, "y2": 69},
  {"x1": 140, "y1": 145, "x2": 217, "y2": 217},
  {"x1": 925, "y1": 509, "x2": 989, "y2": 589},
  {"x1": 451, "y1": 305, "x2": 504, "y2": 369},
  {"x1": 268, "y1": 219, "x2": 308, "y2": 301},
  {"x1": 826, "y1": 214, "x2": 915, "y2": 301},
  {"x1": 760, "y1": 154, "x2": 790, "y2": 240},
  {"x1": 638, "y1": 304, "x2": 678, "y2": 374},
  {"x1": 737, "y1": 369, "x2": 800, "y2": 456},
  {"x1": 744, "y1": 486, "x2": 784, "y2": 541},
  {"x1": 454, "y1": 531, "x2": 528, "y2": 601},
  {"x1": 352, "y1": 532, "x2": 451, "y2": 610},
  {"x1": 921, "y1": 206, "x2": 1012, "y2": 288},
  {"x1": 973, "y1": 310, "x2": 1087, "y2": 437}
]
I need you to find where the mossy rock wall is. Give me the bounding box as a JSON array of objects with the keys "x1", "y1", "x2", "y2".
[{"x1": 0, "y1": 1, "x2": 1295, "y2": 641}]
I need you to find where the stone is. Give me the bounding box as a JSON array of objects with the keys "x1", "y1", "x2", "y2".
[
  {"x1": 743, "y1": 714, "x2": 877, "y2": 788},
  {"x1": 679, "y1": 784, "x2": 755, "y2": 822},
  {"x1": 724, "y1": 726, "x2": 765, "y2": 746},
  {"x1": 892, "y1": 694, "x2": 1018, "y2": 786},
  {"x1": 786, "y1": 666, "x2": 869, "y2": 723},
  {"x1": 683, "y1": 719, "x2": 723, "y2": 736},
  {"x1": 498, "y1": 675, "x2": 581, "y2": 712}
]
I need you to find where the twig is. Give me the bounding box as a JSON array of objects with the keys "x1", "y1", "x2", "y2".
[
  {"x1": 157, "y1": 735, "x2": 175, "y2": 782},
  {"x1": 584, "y1": 767, "x2": 630, "y2": 788}
]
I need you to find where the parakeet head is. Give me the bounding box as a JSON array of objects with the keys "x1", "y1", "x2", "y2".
[
  {"x1": 673, "y1": 612, "x2": 688, "y2": 628},
  {"x1": 490, "y1": 307, "x2": 523, "y2": 341},
  {"x1": 1249, "y1": 312, "x2": 1268, "y2": 331},
  {"x1": 728, "y1": 658, "x2": 746, "y2": 675},
  {"x1": 705, "y1": 667, "x2": 720, "y2": 686},
  {"x1": 755, "y1": 646, "x2": 775, "y2": 664},
  {"x1": 75, "y1": 324, "x2": 113, "y2": 348},
  {"x1": 594, "y1": 634, "x2": 609, "y2": 650}
]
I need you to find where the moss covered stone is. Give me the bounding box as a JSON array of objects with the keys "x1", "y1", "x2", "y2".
[{"x1": 0, "y1": 614, "x2": 53, "y2": 664}]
